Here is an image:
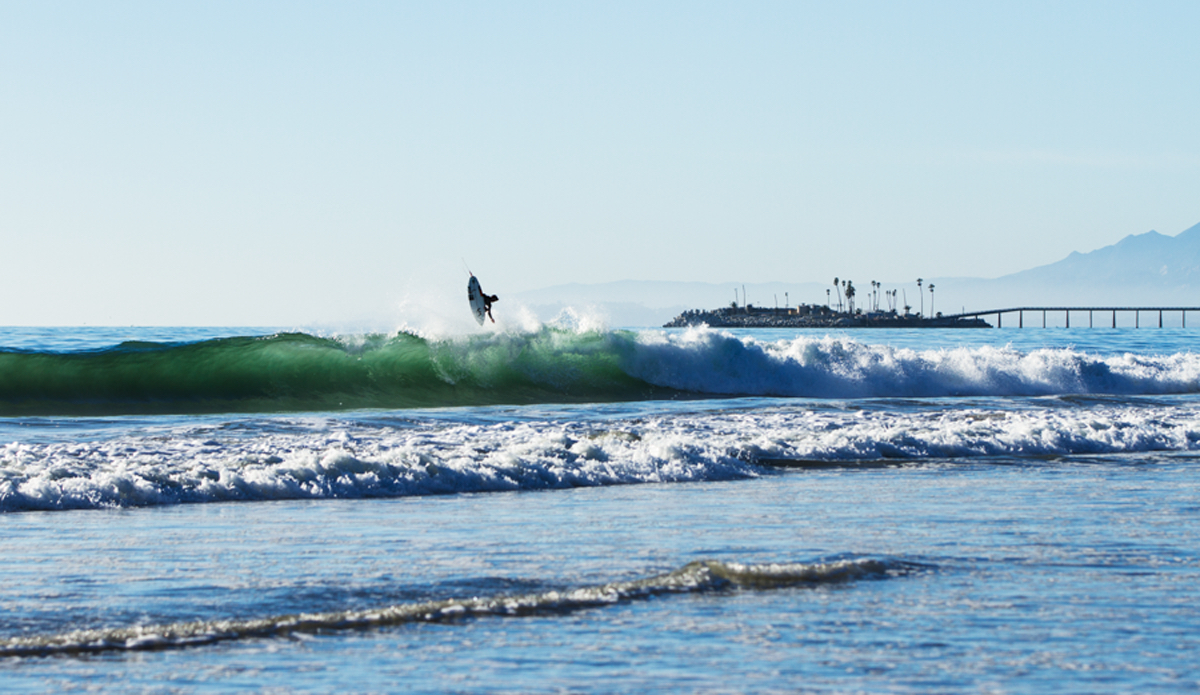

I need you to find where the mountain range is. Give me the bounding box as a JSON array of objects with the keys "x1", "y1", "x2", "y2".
[{"x1": 514, "y1": 221, "x2": 1200, "y2": 326}]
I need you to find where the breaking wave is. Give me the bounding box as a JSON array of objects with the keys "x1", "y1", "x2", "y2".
[{"x1": 2, "y1": 327, "x2": 1200, "y2": 416}]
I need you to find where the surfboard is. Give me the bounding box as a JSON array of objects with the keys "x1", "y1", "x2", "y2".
[{"x1": 467, "y1": 275, "x2": 487, "y2": 325}]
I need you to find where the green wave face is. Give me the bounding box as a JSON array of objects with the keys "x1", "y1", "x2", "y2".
[{"x1": 0, "y1": 329, "x2": 669, "y2": 416}]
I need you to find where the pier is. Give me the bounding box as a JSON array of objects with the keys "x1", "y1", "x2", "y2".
[{"x1": 940, "y1": 307, "x2": 1200, "y2": 328}]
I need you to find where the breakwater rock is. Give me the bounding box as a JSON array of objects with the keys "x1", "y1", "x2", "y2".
[{"x1": 664, "y1": 305, "x2": 992, "y2": 329}]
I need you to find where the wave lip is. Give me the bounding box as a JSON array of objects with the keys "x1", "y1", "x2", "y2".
[{"x1": 0, "y1": 557, "x2": 916, "y2": 658}]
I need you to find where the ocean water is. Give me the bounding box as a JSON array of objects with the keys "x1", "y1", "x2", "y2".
[{"x1": 1, "y1": 324, "x2": 1199, "y2": 692}]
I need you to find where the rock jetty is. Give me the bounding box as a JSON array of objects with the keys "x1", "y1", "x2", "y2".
[{"x1": 663, "y1": 304, "x2": 992, "y2": 329}]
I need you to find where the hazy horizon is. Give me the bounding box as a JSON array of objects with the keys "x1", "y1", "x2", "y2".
[{"x1": 3, "y1": 2, "x2": 1198, "y2": 326}]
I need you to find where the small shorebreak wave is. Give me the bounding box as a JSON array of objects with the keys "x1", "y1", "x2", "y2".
[
  {"x1": 0, "y1": 557, "x2": 922, "y2": 657},
  {"x1": 3, "y1": 325, "x2": 1200, "y2": 416}
]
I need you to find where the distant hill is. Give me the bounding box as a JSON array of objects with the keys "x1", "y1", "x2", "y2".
[
  {"x1": 1008, "y1": 222, "x2": 1200, "y2": 287},
  {"x1": 514, "y1": 221, "x2": 1200, "y2": 326},
  {"x1": 937, "y1": 221, "x2": 1200, "y2": 310}
]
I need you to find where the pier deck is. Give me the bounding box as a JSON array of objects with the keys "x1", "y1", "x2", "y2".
[{"x1": 941, "y1": 307, "x2": 1200, "y2": 328}]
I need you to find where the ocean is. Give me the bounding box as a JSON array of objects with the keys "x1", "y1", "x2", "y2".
[{"x1": 1, "y1": 323, "x2": 1198, "y2": 692}]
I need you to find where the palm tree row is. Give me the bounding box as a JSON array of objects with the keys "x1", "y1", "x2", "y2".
[
  {"x1": 824, "y1": 278, "x2": 937, "y2": 318},
  {"x1": 830, "y1": 278, "x2": 858, "y2": 314}
]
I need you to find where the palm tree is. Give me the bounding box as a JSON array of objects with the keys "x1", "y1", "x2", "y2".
[
  {"x1": 845, "y1": 281, "x2": 856, "y2": 314},
  {"x1": 916, "y1": 278, "x2": 924, "y2": 317},
  {"x1": 929, "y1": 283, "x2": 935, "y2": 317},
  {"x1": 833, "y1": 277, "x2": 842, "y2": 312}
]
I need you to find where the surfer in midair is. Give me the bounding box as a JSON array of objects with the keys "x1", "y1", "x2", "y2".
[
  {"x1": 482, "y1": 289, "x2": 499, "y2": 323},
  {"x1": 468, "y1": 271, "x2": 499, "y2": 324}
]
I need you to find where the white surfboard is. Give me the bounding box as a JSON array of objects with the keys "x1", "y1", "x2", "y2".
[{"x1": 467, "y1": 274, "x2": 487, "y2": 325}]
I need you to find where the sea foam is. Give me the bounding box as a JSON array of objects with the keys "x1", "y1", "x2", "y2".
[{"x1": 4, "y1": 399, "x2": 1199, "y2": 512}]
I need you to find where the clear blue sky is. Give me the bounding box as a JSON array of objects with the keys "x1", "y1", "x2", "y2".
[{"x1": 2, "y1": 1, "x2": 1197, "y2": 325}]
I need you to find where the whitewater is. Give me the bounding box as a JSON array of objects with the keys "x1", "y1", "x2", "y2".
[{"x1": 2, "y1": 324, "x2": 1199, "y2": 692}]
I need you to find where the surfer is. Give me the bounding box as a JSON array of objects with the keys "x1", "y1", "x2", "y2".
[
  {"x1": 467, "y1": 272, "x2": 500, "y2": 325},
  {"x1": 482, "y1": 291, "x2": 499, "y2": 323}
]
